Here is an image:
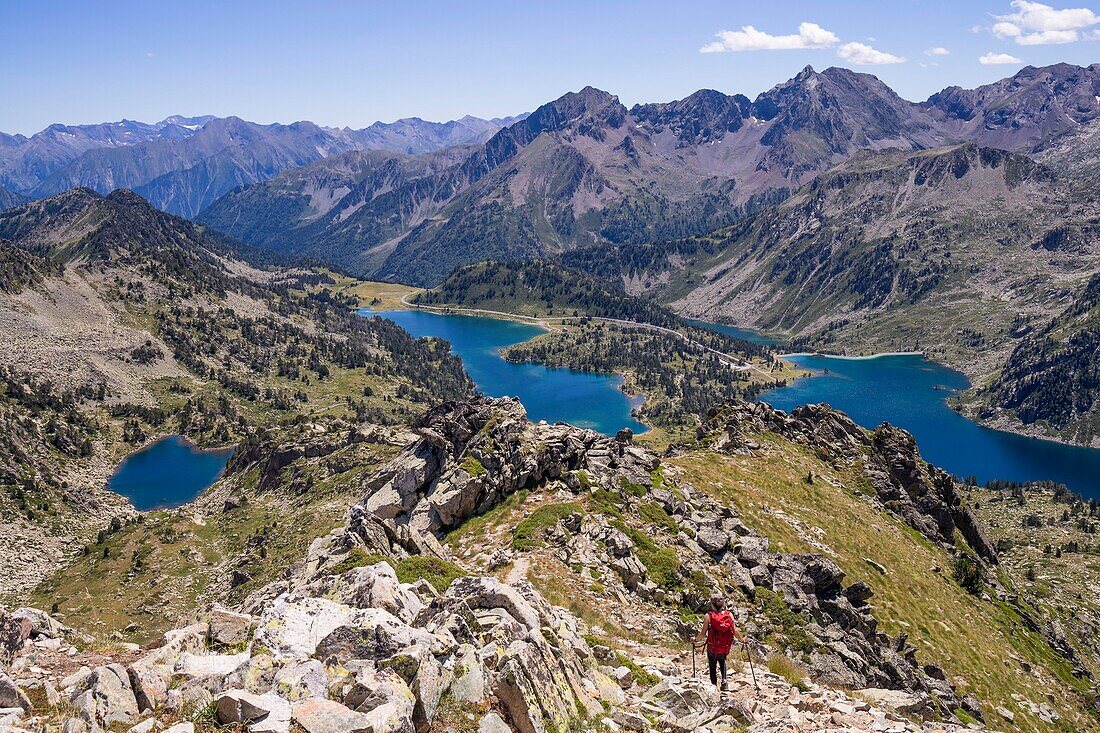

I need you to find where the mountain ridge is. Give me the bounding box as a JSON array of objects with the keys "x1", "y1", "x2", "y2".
[{"x1": 199, "y1": 63, "x2": 1100, "y2": 285}]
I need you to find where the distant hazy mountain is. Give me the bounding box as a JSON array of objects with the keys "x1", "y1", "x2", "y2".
[
  {"x1": 0, "y1": 114, "x2": 520, "y2": 217},
  {"x1": 201, "y1": 63, "x2": 1099, "y2": 286},
  {"x1": 348, "y1": 114, "x2": 528, "y2": 155},
  {"x1": 0, "y1": 186, "x2": 26, "y2": 211}
]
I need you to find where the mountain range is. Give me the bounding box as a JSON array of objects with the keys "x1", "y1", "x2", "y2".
[
  {"x1": 197, "y1": 62, "x2": 1100, "y2": 286},
  {"x1": 0, "y1": 113, "x2": 523, "y2": 217}
]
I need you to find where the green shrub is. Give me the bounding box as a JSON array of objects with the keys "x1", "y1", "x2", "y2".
[
  {"x1": 327, "y1": 547, "x2": 388, "y2": 575},
  {"x1": 512, "y1": 503, "x2": 584, "y2": 551},
  {"x1": 394, "y1": 556, "x2": 468, "y2": 592},
  {"x1": 756, "y1": 588, "x2": 815, "y2": 653},
  {"x1": 461, "y1": 455, "x2": 487, "y2": 477},
  {"x1": 615, "y1": 652, "x2": 658, "y2": 687},
  {"x1": 589, "y1": 490, "x2": 624, "y2": 518},
  {"x1": 952, "y1": 554, "x2": 986, "y2": 595},
  {"x1": 639, "y1": 501, "x2": 677, "y2": 532},
  {"x1": 619, "y1": 476, "x2": 648, "y2": 498}
]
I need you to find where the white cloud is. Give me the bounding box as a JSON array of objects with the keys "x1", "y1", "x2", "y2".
[
  {"x1": 979, "y1": 51, "x2": 1025, "y2": 63},
  {"x1": 837, "y1": 42, "x2": 907, "y2": 65},
  {"x1": 992, "y1": 0, "x2": 1099, "y2": 45},
  {"x1": 700, "y1": 22, "x2": 839, "y2": 53},
  {"x1": 925, "y1": 46, "x2": 951, "y2": 56},
  {"x1": 971, "y1": 24, "x2": 985, "y2": 33}
]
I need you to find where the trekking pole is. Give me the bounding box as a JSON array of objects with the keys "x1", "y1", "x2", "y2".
[
  {"x1": 743, "y1": 640, "x2": 759, "y2": 693},
  {"x1": 691, "y1": 644, "x2": 697, "y2": 678}
]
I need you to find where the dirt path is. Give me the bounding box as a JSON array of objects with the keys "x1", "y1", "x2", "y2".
[{"x1": 505, "y1": 555, "x2": 529, "y2": 584}]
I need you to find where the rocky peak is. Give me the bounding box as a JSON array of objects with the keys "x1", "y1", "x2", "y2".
[
  {"x1": 631, "y1": 89, "x2": 752, "y2": 144},
  {"x1": 521, "y1": 86, "x2": 627, "y2": 140},
  {"x1": 925, "y1": 62, "x2": 1100, "y2": 151}
]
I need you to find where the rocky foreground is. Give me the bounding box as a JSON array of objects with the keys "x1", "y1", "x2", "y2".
[{"x1": 0, "y1": 397, "x2": 1070, "y2": 732}]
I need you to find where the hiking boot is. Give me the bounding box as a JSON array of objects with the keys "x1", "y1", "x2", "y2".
[{"x1": 720, "y1": 678, "x2": 729, "y2": 691}]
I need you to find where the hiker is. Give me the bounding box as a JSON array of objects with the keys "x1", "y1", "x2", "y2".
[{"x1": 693, "y1": 595, "x2": 743, "y2": 691}]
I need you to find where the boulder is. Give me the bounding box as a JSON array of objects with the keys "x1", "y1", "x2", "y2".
[
  {"x1": 641, "y1": 678, "x2": 720, "y2": 719},
  {"x1": 255, "y1": 595, "x2": 356, "y2": 659},
  {"x1": 174, "y1": 651, "x2": 249, "y2": 678},
  {"x1": 208, "y1": 606, "x2": 253, "y2": 646},
  {"x1": 695, "y1": 527, "x2": 730, "y2": 557},
  {"x1": 310, "y1": 563, "x2": 423, "y2": 624},
  {"x1": 479, "y1": 712, "x2": 512, "y2": 733},
  {"x1": 447, "y1": 645, "x2": 487, "y2": 704},
  {"x1": 341, "y1": 665, "x2": 415, "y2": 732},
  {"x1": 0, "y1": 614, "x2": 31, "y2": 665},
  {"x1": 313, "y1": 609, "x2": 435, "y2": 665},
  {"x1": 273, "y1": 660, "x2": 329, "y2": 701},
  {"x1": 163, "y1": 724, "x2": 195, "y2": 733},
  {"x1": 76, "y1": 664, "x2": 140, "y2": 726},
  {"x1": 215, "y1": 690, "x2": 291, "y2": 733},
  {"x1": 843, "y1": 581, "x2": 874, "y2": 605},
  {"x1": 855, "y1": 688, "x2": 932, "y2": 719},
  {"x1": 292, "y1": 698, "x2": 378, "y2": 733},
  {"x1": 9, "y1": 607, "x2": 69, "y2": 638},
  {"x1": 0, "y1": 675, "x2": 32, "y2": 712},
  {"x1": 442, "y1": 577, "x2": 541, "y2": 633},
  {"x1": 732, "y1": 537, "x2": 770, "y2": 568}
]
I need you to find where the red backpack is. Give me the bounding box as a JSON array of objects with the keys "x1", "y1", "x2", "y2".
[{"x1": 707, "y1": 610, "x2": 735, "y2": 655}]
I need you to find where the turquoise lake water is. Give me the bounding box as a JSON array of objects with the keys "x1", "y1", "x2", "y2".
[
  {"x1": 762, "y1": 354, "x2": 1100, "y2": 499},
  {"x1": 684, "y1": 318, "x2": 779, "y2": 346},
  {"x1": 108, "y1": 435, "x2": 232, "y2": 510},
  {"x1": 368, "y1": 309, "x2": 648, "y2": 436},
  {"x1": 373, "y1": 310, "x2": 1100, "y2": 499}
]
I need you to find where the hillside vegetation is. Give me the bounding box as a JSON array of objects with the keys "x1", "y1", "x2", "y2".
[{"x1": 0, "y1": 188, "x2": 472, "y2": 598}]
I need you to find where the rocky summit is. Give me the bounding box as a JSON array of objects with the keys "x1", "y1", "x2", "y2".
[{"x1": 4, "y1": 396, "x2": 1091, "y2": 732}]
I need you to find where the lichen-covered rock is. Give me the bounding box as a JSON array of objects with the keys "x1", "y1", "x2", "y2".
[
  {"x1": 73, "y1": 664, "x2": 140, "y2": 726},
  {"x1": 214, "y1": 689, "x2": 291, "y2": 733}
]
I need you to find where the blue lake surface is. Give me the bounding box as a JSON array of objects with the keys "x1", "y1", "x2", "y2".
[
  {"x1": 684, "y1": 318, "x2": 779, "y2": 346},
  {"x1": 367, "y1": 309, "x2": 647, "y2": 436},
  {"x1": 372, "y1": 309, "x2": 1100, "y2": 499},
  {"x1": 761, "y1": 354, "x2": 1100, "y2": 500},
  {"x1": 108, "y1": 435, "x2": 233, "y2": 510}
]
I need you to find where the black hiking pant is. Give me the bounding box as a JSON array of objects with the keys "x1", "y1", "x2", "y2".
[{"x1": 707, "y1": 650, "x2": 727, "y2": 685}]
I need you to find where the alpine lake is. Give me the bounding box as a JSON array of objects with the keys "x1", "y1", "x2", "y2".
[{"x1": 105, "y1": 308, "x2": 1100, "y2": 510}]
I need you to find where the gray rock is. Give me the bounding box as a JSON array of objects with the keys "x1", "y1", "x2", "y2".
[
  {"x1": 732, "y1": 537, "x2": 770, "y2": 568},
  {"x1": 0, "y1": 614, "x2": 31, "y2": 666},
  {"x1": 208, "y1": 606, "x2": 253, "y2": 647},
  {"x1": 478, "y1": 712, "x2": 512, "y2": 733},
  {"x1": 79, "y1": 664, "x2": 141, "y2": 726},
  {"x1": 162, "y1": 724, "x2": 195, "y2": 733},
  {"x1": 214, "y1": 689, "x2": 291, "y2": 733},
  {"x1": 273, "y1": 660, "x2": 329, "y2": 701},
  {"x1": 695, "y1": 527, "x2": 730, "y2": 557},
  {"x1": 127, "y1": 718, "x2": 161, "y2": 733},
  {"x1": 292, "y1": 698, "x2": 377, "y2": 733},
  {"x1": 0, "y1": 675, "x2": 32, "y2": 712}
]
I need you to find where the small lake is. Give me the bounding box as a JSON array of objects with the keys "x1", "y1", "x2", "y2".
[
  {"x1": 762, "y1": 354, "x2": 1100, "y2": 500},
  {"x1": 108, "y1": 435, "x2": 233, "y2": 511},
  {"x1": 366, "y1": 309, "x2": 647, "y2": 436}
]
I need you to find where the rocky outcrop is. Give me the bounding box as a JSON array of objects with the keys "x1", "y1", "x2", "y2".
[
  {"x1": 704, "y1": 400, "x2": 997, "y2": 563},
  {"x1": 348, "y1": 397, "x2": 658, "y2": 557},
  {"x1": 2, "y1": 398, "x2": 1000, "y2": 732}
]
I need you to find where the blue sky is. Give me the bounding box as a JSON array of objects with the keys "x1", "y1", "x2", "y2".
[{"x1": 2, "y1": 0, "x2": 1098, "y2": 135}]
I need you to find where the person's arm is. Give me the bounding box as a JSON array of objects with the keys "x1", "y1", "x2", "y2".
[{"x1": 694, "y1": 613, "x2": 710, "y2": 648}]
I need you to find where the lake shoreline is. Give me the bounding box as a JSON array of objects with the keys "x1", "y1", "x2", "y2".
[
  {"x1": 778, "y1": 350, "x2": 925, "y2": 360},
  {"x1": 108, "y1": 434, "x2": 235, "y2": 512},
  {"x1": 369, "y1": 298, "x2": 1100, "y2": 458}
]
